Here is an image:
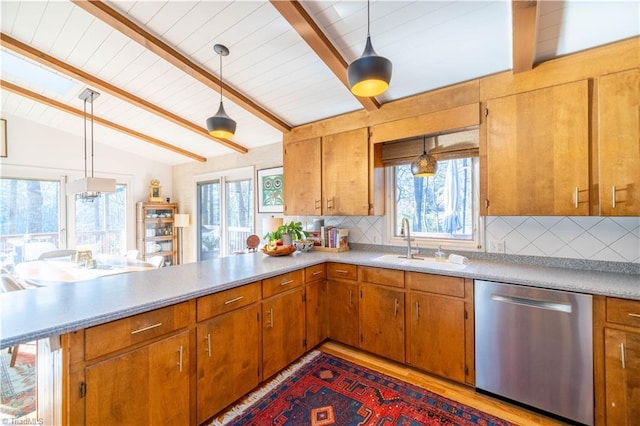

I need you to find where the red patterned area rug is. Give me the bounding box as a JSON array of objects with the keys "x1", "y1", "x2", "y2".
[
  {"x1": 0, "y1": 344, "x2": 36, "y2": 419},
  {"x1": 210, "y1": 351, "x2": 514, "y2": 426}
]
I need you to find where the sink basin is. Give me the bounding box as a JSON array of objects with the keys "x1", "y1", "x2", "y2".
[{"x1": 372, "y1": 254, "x2": 467, "y2": 270}]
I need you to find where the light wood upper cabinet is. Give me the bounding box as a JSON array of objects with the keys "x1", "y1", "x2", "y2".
[
  {"x1": 283, "y1": 137, "x2": 322, "y2": 216},
  {"x1": 283, "y1": 128, "x2": 381, "y2": 215},
  {"x1": 485, "y1": 80, "x2": 590, "y2": 215},
  {"x1": 598, "y1": 68, "x2": 640, "y2": 216}
]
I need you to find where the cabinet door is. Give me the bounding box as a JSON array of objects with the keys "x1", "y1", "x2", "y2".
[
  {"x1": 326, "y1": 280, "x2": 359, "y2": 347},
  {"x1": 262, "y1": 288, "x2": 305, "y2": 379},
  {"x1": 306, "y1": 279, "x2": 327, "y2": 349},
  {"x1": 486, "y1": 80, "x2": 589, "y2": 215},
  {"x1": 85, "y1": 331, "x2": 190, "y2": 426},
  {"x1": 599, "y1": 69, "x2": 640, "y2": 216},
  {"x1": 359, "y1": 283, "x2": 405, "y2": 363},
  {"x1": 196, "y1": 305, "x2": 260, "y2": 424},
  {"x1": 408, "y1": 292, "x2": 466, "y2": 383},
  {"x1": 283, "y1": 137, "x2": 322, "y2": 215},
  {"x1": 605, "y1": 328, "x2": 640, "y2": 425},
  {"x1": 322, "y1": 128, "x2": 370, "y2": 215}
]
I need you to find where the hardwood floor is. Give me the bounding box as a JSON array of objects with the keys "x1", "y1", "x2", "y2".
[{"x1": 319, "y1": 341, "x2": 569, "y2": 426}]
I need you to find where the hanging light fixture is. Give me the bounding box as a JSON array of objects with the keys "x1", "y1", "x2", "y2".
[
  {"x1": 347, "y1": 0, "x2": 392, "y2": 97},
  {"x1": 206, "y1": 44, "x2": 236, "y2": 138},
  {"x1": 67, "y1": 88, "x2": 116, "y2": 201},
  {"x1": 411, "y1": 136, "x2": 438, "y2": 177}
]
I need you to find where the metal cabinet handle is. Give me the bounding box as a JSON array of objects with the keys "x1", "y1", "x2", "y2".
[
  {"x1": 205, "y1": 333, "x2": 212, "y2": 358},
  {"x1": 224, "y1": 296, "x2": 244, "y2": 305},
  {"x1": 280, "y1": 279, "x2": 294, "y2": 286},
  {"x1": 612, "y1": 185, "x2": 617, "y2": 208},
  {"x1": 335, "y1": 269, "x2": 349, "y2": 274},
  {"x1": 574, "y1": 187, "x2": 579, "y2": 208},
  {"x1": 348, "y1": 289, "x2": 353, "y2": 307},
  {"x1": 394, "y1": 298, "x2": 399, "y2": 317},
  {"x1": 326, "y1": 197, "x2": 334, "y2": 209},
  {"x1": 620, "y1": 343, "x2": 626, "y2": 369},
  {"x1": 177, "y1": 346, "x2": 184, "y2": 372},
  {"x1": 315, "y1": 199, "x2": 321, "y2": 210},
  {"x1": 268, "y1": 308, "x2": 274, "y2": 328},
  {"x1": 416, "y1": 301, "x2": 420, "y2": 320},
  {"x1": 312, "y1": 271, "x2": 323, "y2": 276},
  {"x1": 130, "y1": 322, "x2": 163, "y2": 335},
  {"x1": 628, "y1": 313, "x2": 640, "y2": 318}
]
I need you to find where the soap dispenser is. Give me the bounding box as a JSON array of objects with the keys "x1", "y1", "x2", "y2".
[{"x1": 434, "y1": 245, "x2": 446, "y2": 262}]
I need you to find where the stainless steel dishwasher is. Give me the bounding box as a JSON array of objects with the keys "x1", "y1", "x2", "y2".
[{"x1": 475, "y1": 280, "x2": 593, "y2": 425}]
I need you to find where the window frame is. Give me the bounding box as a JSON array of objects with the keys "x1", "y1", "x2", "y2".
[{"x1": 384, "y1": 158, "x2": 484, "y2": 252}]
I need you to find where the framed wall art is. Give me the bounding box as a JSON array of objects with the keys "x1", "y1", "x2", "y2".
[{"x1": 257, "y1": 166, "x2": 284, "y2": 213}]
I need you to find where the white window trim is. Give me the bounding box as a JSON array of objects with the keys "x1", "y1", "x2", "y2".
[{"x1": 383, "y1": 160, "x2": 484, "y2": 253}]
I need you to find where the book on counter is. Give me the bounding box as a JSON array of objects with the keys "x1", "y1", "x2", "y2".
[{"x1": 320, "y1": 226, "x2": 348, "y2": 248}]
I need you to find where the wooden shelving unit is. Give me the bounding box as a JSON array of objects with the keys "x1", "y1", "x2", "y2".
[{"x1": 136, "y1": 202, "x2": 178, "y2": 267}]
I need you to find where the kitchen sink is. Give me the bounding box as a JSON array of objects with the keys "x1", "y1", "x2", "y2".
[{"x1": 371, "y1": 254, "x2": 467, "y2": 270}]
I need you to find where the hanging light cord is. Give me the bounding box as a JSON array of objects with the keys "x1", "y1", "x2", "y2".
[
  {"x1": 90, "y1": 92, "x2": 95, "y2": 178},
  {"x1": 422, "y1": 135, "x2": 427, "y2": 154},
  {"x1": 367, "y1": 0, "x2": 371, "y2": 37},
  {"x1": 219, "y1": 53, "x2": 223, "y2": 104},
  {"x1": 82, "y1": 97, "x2": 88, "y2": 179}
]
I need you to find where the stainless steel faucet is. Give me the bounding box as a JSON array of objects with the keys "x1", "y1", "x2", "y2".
[{"x1": 401, "y1": 218, "x2": 413, "y2": 259}]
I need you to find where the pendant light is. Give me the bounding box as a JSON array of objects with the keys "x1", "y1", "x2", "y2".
[
  {"x1": 411, "y1": 136, "x2": 437, "y2": 177},
  {"x1": 67, "y1": 88, "x2": 116, "y2": 201},
  {"x1": 206, "y1": 44, "x2": 236, "y2": 139},
  {"x1": 347, "y1": 0, "x2": 392, "y2": 97}
]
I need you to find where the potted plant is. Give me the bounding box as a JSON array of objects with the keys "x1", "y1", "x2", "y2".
[{"x1": 264, "y1": 221, "x2": 308, "y2": 246}]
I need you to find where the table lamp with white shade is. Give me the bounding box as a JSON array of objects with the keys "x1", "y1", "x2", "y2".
[{"x1": 174, "y1": 213, "x2": 190, "y2": 265}]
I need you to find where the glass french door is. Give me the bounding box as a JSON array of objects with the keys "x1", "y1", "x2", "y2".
[{"x1": 197, "y1": 173, "x2": 253, "y2": 260}]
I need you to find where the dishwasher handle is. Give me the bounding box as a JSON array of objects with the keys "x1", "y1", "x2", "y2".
[{"x1": 491, "y1": 294, "x2": 572, "y2": 313}]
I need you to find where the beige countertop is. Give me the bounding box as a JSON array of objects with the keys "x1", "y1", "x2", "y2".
[{"x1": 1, "y1": 249, "x2": 638, "y2": 349}]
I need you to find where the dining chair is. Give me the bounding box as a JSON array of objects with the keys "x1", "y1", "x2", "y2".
[
  {"x1": 148, "y1": 256, "x2": 164, "y2": 269},
  {"x1": 38, "y1": 249, "x2": 77, "y2": 261},
  {"x1": 1, "y1": 273, "x2": 25, "y2": 367},
  {"x1": 125, "y1": 250, "x2": 139, "y2": 260}
]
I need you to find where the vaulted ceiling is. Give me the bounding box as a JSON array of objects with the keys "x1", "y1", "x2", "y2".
[{"x1": 1, "y1": 1, "x2": 638, "y2": 165}]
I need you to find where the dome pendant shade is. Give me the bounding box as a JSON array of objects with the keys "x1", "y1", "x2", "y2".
[
  {"x1": 411, "y1": 152, "x2": 437, "y2": 177},
  {"x1": 207, "y1": 101, "x2": 236, "y2": 139},
  {"x1": 347, "y1": 36, "x2": 392, "y2": 97}
]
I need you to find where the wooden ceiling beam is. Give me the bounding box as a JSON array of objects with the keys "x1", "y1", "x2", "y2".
[
  {"x1": 70, "y1": 0, "x2": 291, "y2": 133},
  {"x1": 1, "y1": 79, "x2": 207, "y2": 163},
  {"x1": 269, "y1": 0, "x2": 382, "y2": 111},
  {"x1": 512, "y1": 0, "x2": 539, "y2": 73},
  {"x1": 0, "y1": 33, "x2": 247, "y2": 154}
]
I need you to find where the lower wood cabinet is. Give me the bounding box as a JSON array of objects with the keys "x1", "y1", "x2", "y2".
[
  {"x1": 196, "y1": 304, "x2": 260, "y2": 424},
  {"x1": 326, "y1": 264, "x2": 359, "y2": 347},
  {"x1": 405, "y1": 273, "x2": 474, "y2": 385},
  {"x1": 85, "y1": 330, "x2": 191, "y2": 426},
  {"x1": 262, "y1": 287, "x2": 306, "y2": 379},
  {"x1": 305, "y1": 264, "x2": 328, "y2": 349},
  {"x1": 604, "y1": 328, "x2": 640, "y2": 424},
  {"x1": 359, "y1": 280, "x2": 405, "y2": 363}
]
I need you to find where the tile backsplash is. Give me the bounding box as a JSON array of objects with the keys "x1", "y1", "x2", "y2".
[{"x1": 295, "y1": 215, "x2": 640, "y2": 264}]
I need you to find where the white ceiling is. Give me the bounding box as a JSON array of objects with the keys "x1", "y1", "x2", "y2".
[{"x1": 1, "y1": 1, "x2": 638, "y2": 166}]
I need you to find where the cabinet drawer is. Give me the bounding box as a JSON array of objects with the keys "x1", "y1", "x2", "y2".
[
  {"x1": 607, "y1": 297, "x2": 640, "y2": 328},
  {"x1": 197, "y1": 281, "x2": 261, "y2": 322},
  {"x1": 326, "y1": 263, "x2": 357, "y2": 281},
  {"x1": 263, "y1": 269, "x2": 304, "y2": 298},
  {"x1": 305, "y1": 264, "x2": 326, "y2": 283},
  {"x1": 359, "y1": 266, "x2": 404, "y2": 288},
  {"x1": 85, "y1": 302, "x2": 191, "y2": 360},
  {"x1": 406, "y1": 272, "x2": 465, "y2": 298}
]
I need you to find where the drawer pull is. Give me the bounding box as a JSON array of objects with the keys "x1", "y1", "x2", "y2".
[
  {"x1": 205, "y1": 333, "x2": 212, "y2": 358},
  {"x1": 620, "y1": 343, "x2": 626, "y2": 369},
  {"x1": 628, "y1": 313, "x2": 640, "y2": 318},
  {"x1": 130, "y1": 322, "x2": 163, "y2": 335},
  {"x1": 312, "y1": 271, "x2": 323, "y2": 276},
  {"x1": 224, "y1": 296, "x2": 244, "y2": 305},
  {"x1": 335, "y1": 269, "x2": 349, "y2": 274},
  {"x1": 280, "y1": 279, "x2": 294, "y2": 286},
  {"x1": 177, "y1": 346, "x2": 184, "y2": 372}
]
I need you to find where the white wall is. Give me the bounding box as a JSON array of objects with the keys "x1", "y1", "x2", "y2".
[
  {"x1": 0, "y1": 113, "x2": 173, "y2": 250},
  {"x1": 172, "y1": 142, "x2": 283, "y2": 263}
]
